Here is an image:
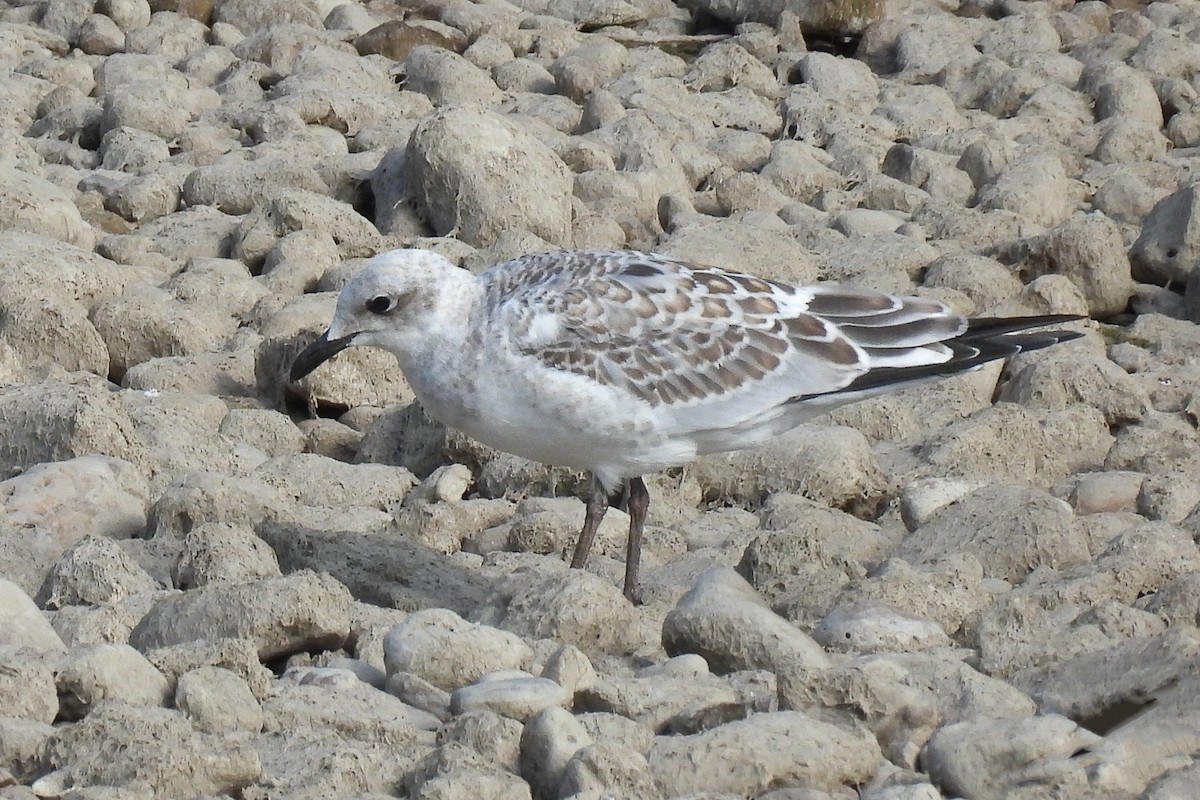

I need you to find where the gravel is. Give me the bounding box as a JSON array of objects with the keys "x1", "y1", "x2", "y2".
[{"x1": 1, "y1": 0, "x2": 1198, "y2": 796}]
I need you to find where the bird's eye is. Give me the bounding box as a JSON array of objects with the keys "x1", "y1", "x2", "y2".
[{"x1": 367, "y1": 295, "x2": 394, "y2": 315}]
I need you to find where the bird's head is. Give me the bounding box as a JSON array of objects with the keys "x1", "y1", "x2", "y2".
[{"x1": 289, "y1": 248, "x2": 461, "y2": 382}]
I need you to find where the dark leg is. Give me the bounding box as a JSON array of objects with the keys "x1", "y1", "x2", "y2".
[
  {"x1": 623, "y1": 476, "x2": 649, "y2": 605},
  {"x1": 570, "y1": 479, "x2": 611, "y2": 569}
]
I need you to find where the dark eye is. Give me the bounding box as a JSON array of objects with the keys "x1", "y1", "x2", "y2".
[{"x1": 367, "y1": 295, "x2": 394, "y2": 315}]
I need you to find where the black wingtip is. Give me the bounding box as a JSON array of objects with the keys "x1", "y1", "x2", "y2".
[
  {"x1": 964, "y1": 314, "x2": 1087, "y2": 337},
  {"x1": 826, "y1": 315, "x2": 1087, "y2": 397}
]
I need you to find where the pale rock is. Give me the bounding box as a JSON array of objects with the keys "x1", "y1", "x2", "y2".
[
  {"x1": 383, "y1": 608, "x2": 534, "y2": 691},
  {"x1": 662, "y1": 567, "x2": 830, "y2": 674},
  {"x1": 56, "y1": 643, "x2": 171, "y2": 720}
]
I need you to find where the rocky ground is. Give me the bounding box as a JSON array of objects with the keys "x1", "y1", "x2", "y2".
[{"x1": 2, "y1": 0, "x2": 1200, "y2": 797}]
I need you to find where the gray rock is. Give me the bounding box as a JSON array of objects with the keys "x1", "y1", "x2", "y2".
[
  {"x1": 1019, "y1": 212, "x2": 1134, "y2": 317},
  {"x1": 813, "y1": 602, "x2": 952, "y2": 654},
  {"x1": 738, "y1": 495, "x2": 888, "y2": 594},
  {"x1": 383, "y1": 608, "x2": 534, "y2": 691},
  {"x1": 78, "y1": 13, "x2": 126, "y2": 55},
  {"x1": 215, "y1": 0, "x2": 324, "y2": 33},
  {"x1": 1086, "y1": 61, "x2": 1164, "y2": 126},
  {"x1": 559, "y1": 740, "x2": 662, "y2": 799},
  {"x1": 837, "y1": 555, "x2": 990, "y2": 639},
  {"x1": 648, "y1": 710, "x2": 881, "y2": 797},
  {"x1": 897, "y1": 485, "x2": 1087, "y2": 583},
  {"x1": 104, "y1": 170, "x2": 184, "y2": 223},
  {"x1": 540, "y1": 643, "x2": 597, "y2": 695},
  {"x1": 40, "y1": 535, "x2": 158, "y2": 609},
  {"x1": 130, "y1": 570, "x2": 352, "y2": 659},
  {"x1": 918, "y1": 403, "x2": 1113, "y2": 485},
  {"x1": 477, "y1": 568, "x2": 647, "y2": 658},
  {"x1": 56, "y1": 643, "x2": 171, "y2": 720},
  {"x1": 0, "y1": 646, "x2": 58, "y2": 724},
  {"x1": 781, "y1": 652, "x2": 1036, "y2": 768},
  {"x1": 551, "y1": 38, "x2": 627, "y2": 102},
  {"x1": 255, "y1": 453, "x2": 417, "y2": 511},
  {"x1": 35, "y1": 702, "x2": 261, "y2": 798},
  {"x1": 1023, "y1": 625, "x2": 1200, "y2": 723},
  {"x1": 439, "y1": 709, "x2": 523, "y2": 773},
  {"x1": 692, "y1": 424, "x2": 888, "y2": 513},
  {"x1": 400, "y1": 45, "x2": 504, "y2": 107},
  {"x1": 920, "y1": 714, "x2": 1099, "y2": 800},
  {"x1": 450, "y1": 673, "x2": 571, "y2": 721},
  {"x1": 385, "y1": 671, "x2": 453, "y2": 721},
  {"x1": 263, "y1": 679, "x2": 441, "y2": 742},
  {"x1": 145, "y1": 637, "x2": 274, "y2": 701},
  {"x1": 404, "y1": 107, "x2": 572, "y2": 248},
  {"x1": 405, "y1": 742, "x2": 533, "y2": 800},
  {"x1": 1138, "y1": 472, "x2": 1200, "y2": 523},
  {"x1": 0, "y1": 456, "x2": 149, "y2": 596},
  {"x1": 898, "y1": 478, "x2": 989, "y2": 531},
  {"x1": 1131, "y1": 182, "x2": 1200, "y2": 286},
  {"x1": 97, "y1": 0, "x2": 150, "y2": 32},
  {"x1": 1067, "y1": 471, "x2": 1144, "y2": 515},
  {"x1": 0, "y1": 166, "x2": 91, "y2": 246},
  {"x1": 233, "y1": 188, "x2": 382, "y2": 268},
  {"x1": 519, "y1": 705, "x2": 593, "y2": 799},
  {"x1": 257, "y1": 517, "x2": 495, "y2": 615},
  {"x1": 662, "y1": 567, "x2": 830, "y2": 674},
  {"x1": 50, "y1": 590, "x2": 165, "y2": 649},
  {"x1": 175, "y1": 665, "x2": 263, "y2": 734},
  {"x1": 99, "y1": 77, "x2": 216, "y2": 140},
  {"x1": 182, "y1": 158, "x2": 328, "y2": 216},
  {"x1": 576, "y1": 669, "x2": 738, "y2": 731},
  {"x1": 124, "y1": 8, "x2": 208, "y2": 59},
  {"x1": 217, "y1": 408, "x2": 305, "y2": 458},
  {"x1": 1, "y1": 283, "x2": 109, "y2": 376},
  {"x1": 40, "y1": 0, "x2": 94, "y2": 43},
  {"x1": 976, "y1": 151, "x2": 1083, "y2": 226},
  {"x1": 1094, "y1": 115, "x2": 1171, "y2": 164},
  {"x1": 998, "y1": 346, "x2": 1150, "y2": 426},
  {"x1": 173, "y1": 522, "x2": 282, "y2": 589},
  {"x1": 0, "y1": 716, "x2": 54, "y2": 784}
]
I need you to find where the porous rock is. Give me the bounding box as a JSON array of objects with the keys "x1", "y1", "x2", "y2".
[
  {"x1": 40, "y1": 534, "x2": 158, "y2": 609},
  {"x1": 174, "y1": 665, "x2": 263, "y2": 734},
  {"x1": 896, "y1": 485, "x2": 1088, "y2": 583},
  {"x1": 647, "y1": 710, "x2": 881, "y2": 797},
  {"x1": 382, "y1": 608, "x2": 534, "y2": 691},
  {"x1": 476, "y1": 568, "x2": 648, "y2": 658},
  {"x1": 662, "y1": 567, "x2": 830, "y2": 673},
  {"x1": 56, "y1": 643, "x2": 171, "y2": 720},
  {"x1": 921, "y1": 714, "x2": 1099, "y2": 800},
  {"x1": 0, "y1": 646, "x2": 58, "y2": 724},
  {"x1": 35, "y1": 702, "x2": 261, "y2": 799},
  {"x1": 0, "y1": 455, "x2": 149, "y2": 596},
  {"x1": 449, "y1": 673, "x2": 571, "y2": 721},
  {"x1": 129, "y1": 570, "x2": 352, "y2": 659},
  {"x1": 404, "y1": 106, "x2": 572, "y2": 248}
]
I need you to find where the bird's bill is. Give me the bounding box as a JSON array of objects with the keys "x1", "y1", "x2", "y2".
[{"x1": 290, "y1": 329, "x2": 356, "y2": 382}]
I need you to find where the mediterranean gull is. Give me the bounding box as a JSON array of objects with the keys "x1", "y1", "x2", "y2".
[{"x1": 290, "y1": 248, "x2": 1084, "y2": 603}]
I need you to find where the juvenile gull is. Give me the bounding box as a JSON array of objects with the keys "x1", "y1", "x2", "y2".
[{"x1": 291, "y1": 248, "x2": 1084, "y2": 603}]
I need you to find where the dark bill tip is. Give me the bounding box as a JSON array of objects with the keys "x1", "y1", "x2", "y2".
[{"x1": 290, "y1": 330, "x2": 355, "y2": 382}]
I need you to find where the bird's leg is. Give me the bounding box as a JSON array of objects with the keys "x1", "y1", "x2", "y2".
[
  {"x1": 623, "y1": 476, "x2": 649, "y2": 605},
  {"x1": 570, "y1": 477, "x2": 613, "y2": 569}
]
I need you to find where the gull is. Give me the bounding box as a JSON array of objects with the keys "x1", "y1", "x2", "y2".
[{"x1": 290, "y1": 248, "x2": 1084, "y2": 603}]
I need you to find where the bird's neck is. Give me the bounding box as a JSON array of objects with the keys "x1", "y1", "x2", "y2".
[{"x1": 391, "y1": 276, "x2": 486, "y2": 426}]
